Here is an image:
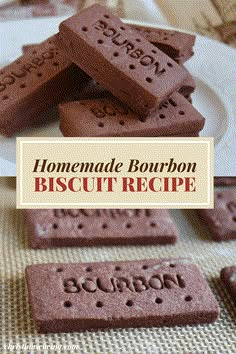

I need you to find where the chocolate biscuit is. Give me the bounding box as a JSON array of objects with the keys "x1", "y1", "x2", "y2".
[
  {"x1": 74, "y1": 80, "x2": 112, "y2": 101},
  {"x1": 22, "y1": 46, "x2": 195, "y2": 102},
  {"x1": 21, "y1": 0, "x2": 49, "y2": 4},
  {"x1": 59, "y1": 93, "x2": 205, "y2": 137},
  {"x1": 76, "y1": 69, "x2": 195, "y2": 101},
  {"x1": 22, "y1": 44, "x2": 37, "y2": 54},
  {"x1": 58, "y1": 4, "x2": 190, "y2": 119},
  {"x1": 66, "y1": 76, "x2": 195, "y2": 102},
  {"x1": 26, "y1": 259, "x2": 220, "y2": 333},
  {"x1": 220, "y1": 266, "x2": 236, "y2": 305},
  {"x1": 178, "y1": 75, "x2": 195, "y2": 99},
  {"x1": 131, "y1": 25, "x2": 195, "y2": 64},
  {"x1": 0, "y1": 35, "x2": 88, "y2": 137},
  {"x1": 214, "y1": 177, "x2": 236, "y2": 186},
  {"x1": 197, "y1": 190, "x2": 236, "y2": 241},
  {"x1": 24, "y1": 209, "x2": 178, "y2": 248}
]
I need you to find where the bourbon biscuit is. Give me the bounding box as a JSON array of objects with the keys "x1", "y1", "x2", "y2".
[
  {"x1": 26, "y1": 259, "x2": 220, "y2": 333},
  {"x1": 59, "y1": 93, "x2": 205, "y2": 137},
  {"x1": 24, "y1": 208, "x2": 178, "y2": 248},
  {"x1": 0, "y1": 34, "x2": 88, "y2": 137},
  {"x1": 58, "y1": 4, "x2": 190, "y2": 119}
]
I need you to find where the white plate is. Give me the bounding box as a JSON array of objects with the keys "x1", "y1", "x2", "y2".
[{"x1": 0, "y1": 17, "x2": 236, "y2": 176}]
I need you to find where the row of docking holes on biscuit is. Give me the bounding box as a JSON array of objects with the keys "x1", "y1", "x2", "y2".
[
  {"x1": 56, "y1": 263, "x2": 178, "y2": 273},
  {"x1": 96, "y1": 110, "x2": 186, "y2": 128},
  {"x1": 81, "y1": 14, "x2": 173, "y2": 85},
  {"x1": 63, "y1": 295, "x2": 193, "y2": 309},
  {"x1": 51, "y1": 221, "x2": 160, "y2": 230},
  {"x1": 1, "y1": 49, "x2": 60, "y2": 101}
]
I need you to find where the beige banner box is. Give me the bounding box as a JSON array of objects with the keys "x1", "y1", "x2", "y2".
[{"x1": 16, "y1": 137, "x2": 214, "y2": 209}]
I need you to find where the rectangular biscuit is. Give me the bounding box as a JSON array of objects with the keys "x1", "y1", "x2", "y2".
[
  {"x1": 24, "y1": 209, "x2": 178, "y2": 248},
  {"x1": 23, "y1": 46, "x2": 195, "y2": 101},
  {"x1": 58, "y1": 4, "x2": 190, "y2": 119},
  {"x1": 0, "y1": 35, "x2": 88, "y2": 137},
  {"x1": 59, "y1": 93, "x2": 205, "y2": 137},
  {"x1": 197, "y1": 190, "x2": 236, "y2": 241},
  {"x1": 214, "y1": 177, "x2": 236, "y2": 186},
  {"x1": 68, "y1": 75, "x2": 195, "y2": 102},
  {"x1": 131, "y1": 25, "x2": 195, "y2": 64},
  {"x1": 25, "y1": 259, "x2": 220, "y2": 333},
  {"x1": 220, "y1": 266, "x2": 236, "y2": 305}
]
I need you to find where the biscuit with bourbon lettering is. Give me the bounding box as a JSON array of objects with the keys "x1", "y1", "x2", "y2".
[
  {"x1": 58, "y1": 4, "x2": 190, "y2": 119},
  {"x1": 59, "y1": 93, "x2": 205, "y2": 137},
  {"x1": 197, "y1": 190, "x2": 236, "y2": 241},
  {"x1": 25, "y1": 259, "x2": 220, "y2": 333},
  {"x1": 22, "y1": 46, "x2": 195, "y2": 101},
  {"x1": 0, "y1": 35, "x2": 88, "y2": 137},
  {"x1": 220, "y1": 266, "x2": 236, "y2": 305},
  {"x1": 24, "y1": 209, "x2": 178, "y2": 248}
]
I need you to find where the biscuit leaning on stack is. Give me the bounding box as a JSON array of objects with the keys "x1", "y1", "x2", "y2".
[
  {"x1": 0, "y1": 4, "x2": 205, "y2": 138},
  {"x1": 57, "y1": 4, "x2": 204, "y2": 137}
]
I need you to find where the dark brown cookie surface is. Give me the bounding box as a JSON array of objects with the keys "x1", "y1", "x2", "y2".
[
  {"x1": 197, "y1": 190, "x2": 236, "y2": 241},
  {"x1": 214, "y1": 177, "x2": 236, "y2": 186},
  {"x1": 131, "y1": 25, "x2": 195, "y2": 64},
  {"x1": 58, "y1": 4, "x2": 189, "y2": 119},
  {"x1": 61, "y1": 75, "x2": 195, "y2": 102},
  {"x1": 220, "y1": 266, "x2": 236, "y2": 304},
  {"x1": 24, "y1": 209, "x2": 178, "y2": 248},
  {"x1": 59, "y1": 93, "x2": 204, "y2": 137},
  {"x1": 0, "y1": 35, "x2": 88, "y2": 137},
  {"x1": 26, "y1": 259, "x2": 220, "y2": 333},
  {"x1": 178, "y1": 75, "x2": 195, "y2": 98}
]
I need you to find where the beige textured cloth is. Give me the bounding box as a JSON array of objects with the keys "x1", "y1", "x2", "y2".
[
  {"x1": 1, "y1": 178, "x2": 236, "y2": 353},
  {"x1": 156, "y1": 0, "x2": 236, "y2": 47}
]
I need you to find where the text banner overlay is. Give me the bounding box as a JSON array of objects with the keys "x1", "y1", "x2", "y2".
[{"x1": 17, "y1": 137, "x2": 214, "y2": 209}]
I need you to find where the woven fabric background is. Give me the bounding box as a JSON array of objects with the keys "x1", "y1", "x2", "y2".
[{"x1": 0, "y1": 178, "x2": 236, "y2": 353}]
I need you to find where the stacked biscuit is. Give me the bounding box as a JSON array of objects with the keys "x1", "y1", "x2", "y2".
[{"x1": 0, "y1": 4, "x2": 205, "y2": 137}]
